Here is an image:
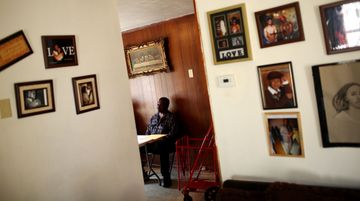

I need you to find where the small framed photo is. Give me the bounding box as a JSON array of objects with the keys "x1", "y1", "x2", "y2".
[
  {"x1": 14, "y1": 80, "x2": 55, "y2": 118},
  {"x1": 319, "y1": 0, "x2": 360, "y2": 54},
  {"x1": 125, "y1": 38, "x2": 169, "y2": 78},
  {"x1": 72, "y1": 74, "x2": 100, "y2": 114},
  {"x1": 255, "y1": 2, "x2": 305, "y2": 48},
  {"x1": 264, "y1": 112, "x2": 304, "y2": 157},
  {"x1": 41, "y1": 35, "x2": 78, "y2": 68},
  {"x1": 0, "y1": 30, "x2": 33, "y2": 72},
  {"x1": 257, "y1": 62, "x2": 297, "y2": 110},
  {"x1": 312, "y1": 60, "x2": 360, "y2": 147},
  {"x1": 208, "y1": 3, "x2": 252, "y2": 64}
]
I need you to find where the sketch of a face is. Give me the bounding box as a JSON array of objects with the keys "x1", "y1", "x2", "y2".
[{"x1": 346, "y1": 85, "x2": 360, "y2": 109}]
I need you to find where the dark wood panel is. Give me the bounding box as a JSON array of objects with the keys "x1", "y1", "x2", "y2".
[{"x1": 123, "y1": 14, "x2": 212, "y2": 137}]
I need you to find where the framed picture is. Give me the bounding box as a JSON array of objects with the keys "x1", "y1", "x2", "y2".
[
  {"x1": 0, "y1": 30, "x2": 33, "y2": 72},
  {"x1": 125, "y1": 39, "x2": 169, "y2": 78},
  {"x1": 255, "y1": 2, "x2": 305, "y2": 48},
  {"x1": 72, "y1": 74, "x2": 100, "y2": 114},
  {"x1": 264, "y1": 112, "x2": 304, "y2": 157},
  {"x1": 319, "y1": 0, "x2": 360, "y2": 54},
  {"x1": 312, "y1": 60, "x2": 360, "y2": 147},
  {"x1": 207, "y1": 3, "x2": 252, "y2": 64},
  {"x1": 14, "y1": 80, "x2": 55, "y2": 118},
  {"x1": 41, "y1": 35, "x2": 78, "y2": 68},
  {"x1": 257, "y1": 62, "x2": 297, "y2": 110}
]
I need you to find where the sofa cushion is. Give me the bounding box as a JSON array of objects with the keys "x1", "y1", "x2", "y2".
[{"x1": 217, "y1": 188, "x2": 265, "y2": 201}]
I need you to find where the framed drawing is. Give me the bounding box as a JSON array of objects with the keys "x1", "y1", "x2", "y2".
[
  {"x1": 319, "y1": 0, "x2": 360, "y2": 54},
  {"x1": 0, "y1": 30, "x2": 33, "y2": 72},
  {"x1": 312, "y1": 60, "x2": 360, "y2": 147},
  {"x1": 14, "y1": 80, "x2": 55, "y2": 118},
  {"x1": 264, "y1": 112, "x2": 304, "y2": 157},
  {"x1": 72, "y1": 74, "x2": 100, "y2": 114},
  {"x1": 41, "y1": 35, "x2": 78, "y2": 68},
  {"x1": 125, "y1": 39, "x2": 169, "y2": 78},
  {"x1": 257, "y1": 62, "x2": 297, "y2": 110},
  {"x1": 207, "y1": 3, "x2": 252, "y2": 64},
  {"x1": 255, "y1": 2, "x2": 305, "y2": 48}
]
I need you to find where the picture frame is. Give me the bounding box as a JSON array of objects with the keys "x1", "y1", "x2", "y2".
[
  {"x1": 257, "y1": 62, "x2": 297, "y2": 110},
  {"x1": 125, "y1": 39, "x2": 169, "y2": 78},
  {"x1": 41, "y1": 35, "x2": 78, "y2": 68},
  {"x1": 255, "y1": 2, "x2": 305, "y2": 48},
  {"x1": 264, "y1": 112, "x2": 304, "y2": 157},
  {"x1": 0, "y1": 30, "x2": 33, "y2": 72},
  {"x1": 14, "y1": 79, "x2": 55, "y2": 118},
  {"x1": 207, "y1": 3, "x2": 252, "y2": 64},
  {"x1": 312, "y1": 59, "x2": 360, "y2": 147},
  {"x1": 72, "y1": 74, "x2": 100, "y2": 114},
  {"x1": 319, "y1": 0, "x2": 360, "y2": 54}
]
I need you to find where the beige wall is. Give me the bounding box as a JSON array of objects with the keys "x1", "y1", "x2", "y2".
[
  {"x1": 195, "y1": 0, "x2": 360, "y2": 187},
  {"x1": 0, "y1": 0, "x2": 145, "y2": 200}
]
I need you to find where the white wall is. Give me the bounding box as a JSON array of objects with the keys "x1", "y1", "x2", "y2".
[
  {"x1": 195, "y1": 0, "x2": 360, "y2": 188},
  {"x1": 0, "y1": 0, "x2": 145, "y2": 200}
]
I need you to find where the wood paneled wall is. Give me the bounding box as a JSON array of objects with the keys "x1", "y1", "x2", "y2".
[{"x1": 122, "y1": 14, "x2": 212, "y2": 137}]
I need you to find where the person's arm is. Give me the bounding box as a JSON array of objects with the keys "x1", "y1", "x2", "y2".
[{"x1": 164, "y1": 114, "x2": 179, "y2": 143}]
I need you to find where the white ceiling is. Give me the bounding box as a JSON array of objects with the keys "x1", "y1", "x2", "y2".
[{"x1": 117, "y1": 0, "x2": 195, "y2": 31}]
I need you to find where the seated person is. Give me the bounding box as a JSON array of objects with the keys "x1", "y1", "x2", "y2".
[{"x1": 143, "y1": 97, "x2": 178, "y2": 188}]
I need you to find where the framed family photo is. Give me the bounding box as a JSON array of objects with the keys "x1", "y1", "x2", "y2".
[
  {"x1": 72, "y1": 74, "x2": 100, "y2": 114},
  {"x1": 14, "y1": 80, "x2": 55, "y2": 118},
  {"x1": 319, "y1": 0, "x2": 360, "y2": 54},
  {"x1": 207, "y1": 3, "x2": 252, "y2": 64},
  {"x1": 257, "y1": 62, "x2": 297, "y2": 110},
  {"x1": 41, "y1": 35, "x2": 78, "y2": 68},
  {"x1": 312, "y1": 60, "x2": 360, "y2": 147},
  {"x1": 255, "y1": 2, "x2": 305, "y2": 48},
  {"x1": 125, "y1": 39, "x2": 169, "y2": 78},
  {"x1": 264, "y1": 112, "x2": 304, "y2": 157}
]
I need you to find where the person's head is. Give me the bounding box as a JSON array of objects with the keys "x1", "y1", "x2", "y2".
[
  {"x1": 266, "y1": 16, "x2": 273, "y2": 25},
  {"x1": 231, "y1": 17, "x2": 238, "y2": 24},
  {"x1": 267, "y1": 71, "x2": 284, "y2": 90},
  {"x1": 157, "y1": 97, "x2": 170, "y2": 113},
  {"x1": 333, "y1": 82, "x2": 360, "y2": 112}
]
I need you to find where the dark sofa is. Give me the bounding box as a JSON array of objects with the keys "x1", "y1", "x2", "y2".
[{"x1": 216, "y1": 180, "x2": 360, "y2": 201}]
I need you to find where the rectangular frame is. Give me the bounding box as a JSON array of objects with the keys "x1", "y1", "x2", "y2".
[
  {"x1": 257, "y1": 62, "x2": 297, "y2": 110},
  {"x1": 41, "y1": 35, "x2": 78, "y2": 68},
  {"x1": 125, "y1": 39, "x2": 169, "y2": 78},
  {"x1": 0, "y1": 30, "x2": 33, "y2": 72},
  {"x1": 264, "y1": 112, "x2": 304, "y2": 157},
  {"x1": 255, "y1": 2, "x2": 305, "y2": 48},
  {"x1": 312, "y1": 60, "x2": 360, "y2": 147},
  {"x1": 319, "y1": 0, "x2": 360, "y2": 54},
  {"x1": 14, "y1": 79, "x2": 55, "y2": 118},
  {"x1": 72, "y1": 74, "x2": 100, "y2": 114},
  {"x1": 207, "y1": 3, "x2": 252, "y2": 64}
]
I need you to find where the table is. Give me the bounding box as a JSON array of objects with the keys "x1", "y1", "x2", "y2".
[{"x1": 137, "y1": 134, "x2": 166, "y2": 185}]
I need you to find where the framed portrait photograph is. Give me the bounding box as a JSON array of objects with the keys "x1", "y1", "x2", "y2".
[
  {"x1": 207, "y1": 3, "x2": 252, "y2": 64},
  {"x1": 0, "y1": 30, "x2": 33, "y2": 72},
  {"x1": 14, "y1": 80, "x2": 55, "y2": 118},
  {"x1": 125, "y1": 39, "x2": 169, "y2": 78},
  {"x1": 255, "y1": 2, "x2": 305, "y2": 48},
  {"x1": 319, "y1": 0, "x2": 360, "y2": 54},
  {"x1": 72, "y1": 74, "x2": 100, "y2": 114},
  {"x1": 41, "y1": 35, "x2": 78, "y2": 68},
  {"x1": 257, "y1": 62, "x2": 297, "y2": 110},
  {"x1": 312, "y1": 59, "x2": 360, "y2": 147},
  {"x1": 264, "y1": 112, "x2": 304, "y2": 157}
]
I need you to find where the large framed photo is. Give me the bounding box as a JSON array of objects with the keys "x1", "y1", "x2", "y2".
[
  {"x1": 319, "y1": 0, "x2": 360, "y2": 54},
  {"x1": 207, "y1": 3, "x2": 252, "y2": 64},
  {"x1": 0, "y1": 30, "x2": 33, "y2": 72},
  {"x1": 125, "y1": 39, "x2": 169, "y2": 78},
  {"x1": 257, "y1": 62, "x2": 297, "y2": 110},
  {"x1": 312, "y1": 60, "x2": 360, "y2": 147},
  {"x1": 41, "y1": 35, "x2": 78, "y2": 68},
  {"x1": 255, "y1": 2, "x2": 305, "y2": 48},
  {"x1": 72, "y1": 74, "x2": 100, "y2": 114},
  {"x1": 14, "y1": 80, "x2": 55, "y2": 118},
  {"x1": 264, "y1": 112, "x2": 304, "y2": 157}
]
